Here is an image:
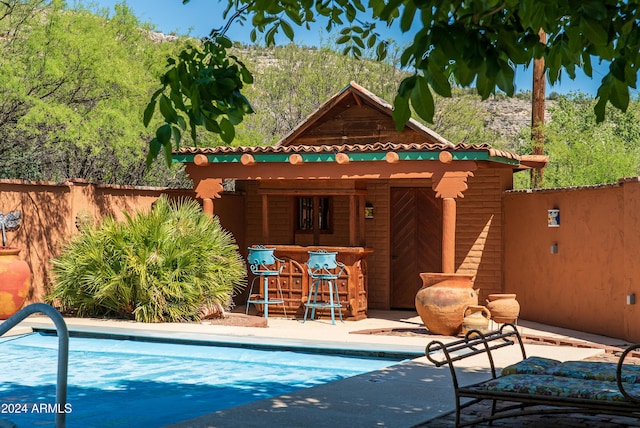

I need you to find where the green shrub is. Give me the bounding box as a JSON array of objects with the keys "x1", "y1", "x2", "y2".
[{"x1": 49, "y1": 195, "x2": 246, "y2": 322}]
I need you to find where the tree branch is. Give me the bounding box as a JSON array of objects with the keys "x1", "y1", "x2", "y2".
[{"x1": 215, "y1": 1, "x2": 254, "y2": 38}]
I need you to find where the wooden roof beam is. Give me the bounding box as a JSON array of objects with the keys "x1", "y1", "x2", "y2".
[
  {"x1": 352, "y1": 92, "x2": 363, "y2": 107},
  {"x1": 335, "y1": 153, "x2": 350, "y2": 164},
  {"x1": 386, "y1": 152, "x2": 400, "y2": 163},
  {"x1": 241, "y1": 154, "x2": 256, "y2": 166},
  {"x1": 194, "y1": 154, "x2": 209, "y2": 166},
  {"x1": 289, "y1": 154, "x2": 304, "y2": 165}
]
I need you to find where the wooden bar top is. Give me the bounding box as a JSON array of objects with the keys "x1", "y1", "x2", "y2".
[{"x1": 272, "y1": 245, "x2": 373, "y2": 261}]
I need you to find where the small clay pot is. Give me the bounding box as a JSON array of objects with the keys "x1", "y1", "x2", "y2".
[{"x1": 486, "y1": 293, "x2": 520, "y2": 323}]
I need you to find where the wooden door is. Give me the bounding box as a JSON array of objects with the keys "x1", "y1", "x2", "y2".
[{"x1": 390, "y1": 187, "x2": 442, "y2": 308}]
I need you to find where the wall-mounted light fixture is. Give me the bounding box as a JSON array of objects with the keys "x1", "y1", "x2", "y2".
[
  {"x1": 364, "y1": 202, "x2": 374, "y2": 219},
  {"x1": 627, "y1": 294, "x2": 636, "y2": 305},
  {"x1": 550, "y1": 243, "x2": 558, "y2": 254},
  {"x1": 548, "y1": 209, "x2": 560, "y2": 227}
]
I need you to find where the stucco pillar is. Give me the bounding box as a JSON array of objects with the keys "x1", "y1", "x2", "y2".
[
  {"x1": 202, "y1": 198, "x2": 214, "y2": 216},
  {"x1": 441, "y1": 198, "x2": 456, "y2": 273},
  {"x1": 194, "y1": 179, "x2": 223, "y2": 217},
  {"x1": 191, "y1": 154, "x2": 223, "y2": 217},
  {"x1": 432, "y1": 155, "x2": 476, "y2": 273}
]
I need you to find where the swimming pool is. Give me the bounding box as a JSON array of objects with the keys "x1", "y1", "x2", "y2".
[{"x1": 0, "y1": 332, "x2": 401, "y2": 427}]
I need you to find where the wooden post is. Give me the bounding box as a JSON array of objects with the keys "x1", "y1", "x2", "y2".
[
  {"x1": 335, "y1": 153, "x2": 350, "y2": 164},
  {"x1": 313, "y1": 196, "x2": 320, "y2": 245},
  {"x1": 262, "y1": 194, "x2": 269, "y2": 243},
  {"x1": 531, "y1": 29, "x2": 546, "y2": 188},
  {"x1": 241, "y1": 154, "x2": 255, "y2": 166},
  {"x1": 349, "y1": 195, "x2": 357, "y2": 246},
  {"x1": 358, "y1": 194, "x2": 366, "y2": 247},
  {"x1": 385, "y1": 152, "x2": 400, "y2": 163}
]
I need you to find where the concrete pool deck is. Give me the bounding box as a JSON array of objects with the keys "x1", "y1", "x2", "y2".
[{"x1": 10, "y1": 309, "x2": 636, "y2": 427}]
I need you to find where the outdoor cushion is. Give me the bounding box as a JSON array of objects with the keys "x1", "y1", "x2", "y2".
[
  {"x1": 501, "y1": 356, "x2": 561, "y2": 376},
  {"x1": 470, "y1": 374, "x2": 640, "y2": 402},
  {"x1": 544, "y1": 361, "x2": 640, "y2": 384},
  {"x1": 502, "y1": 358, "x2": 640, "y2": 384}
]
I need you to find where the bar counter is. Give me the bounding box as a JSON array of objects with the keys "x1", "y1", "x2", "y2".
[{"x1": 251, "y1": 245, "x2": 373, "y2": 320}]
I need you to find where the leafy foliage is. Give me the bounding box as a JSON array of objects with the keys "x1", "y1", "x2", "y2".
[
  {"x1": 0, "y1": 1, "x2": 500, "y2": 179},
  {"x1": 49, "y1": 196, "x2": 247, "y2": 322},
  {"x1": 431, "y1": 91, "x2": 509, "y2": 147},
  {"x1": 539, "y1": 95, "x2": 640, "y2": 188},
  {"x1": 0, "y1": 1, "x2": 191, "y2": 186},
  {"x1": 233, "y1": 43, "x2": 409, "y2": 145},
  {"x1": 4, "y1": 1, "x2": 638, "y2": 190},
  {"x1": 218, "y1": 43, "x2": 506, "y2": 148},
  {"x1": 155, "y1": 0, "x2": 640, "y2": 162},
  {"x1": 144, "y1": 35, "x2": 254, "y2": 166}
]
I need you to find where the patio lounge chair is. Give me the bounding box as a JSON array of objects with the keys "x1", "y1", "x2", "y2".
[{"x1": 426, "y1": 324, "x2": 640, "y2": 427}]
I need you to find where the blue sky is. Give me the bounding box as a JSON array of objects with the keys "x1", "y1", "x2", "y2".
[{"x1": 78, "y1": 0, "x2": 608, "y2": 96}]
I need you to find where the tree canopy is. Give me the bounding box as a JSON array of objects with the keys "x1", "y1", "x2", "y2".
[
  {"x1": 539, "y1": 95, "x2": 640, "y2": 188},
  {"x1": 0, "y1": 0, "x2": 191, "y2": 185},
  {"x1": 145, "y1": 0, "x2": 640, "y2": 162},
  {"x1": 0, "y1": 0, "x2": 505, "y2": 184}
]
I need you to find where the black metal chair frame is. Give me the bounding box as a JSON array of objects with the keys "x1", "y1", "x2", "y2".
[{"x1": 426, "y1": 324, "x2": 640, "y2": 427}]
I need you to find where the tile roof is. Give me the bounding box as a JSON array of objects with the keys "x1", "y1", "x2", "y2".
[{"x1": 176, "y1": 141, "x2": 520, "y2": 160}]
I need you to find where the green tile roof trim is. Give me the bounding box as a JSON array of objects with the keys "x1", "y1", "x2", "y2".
[{"x1": 173, "y1": 142, "x2": 522, "y2": 166}]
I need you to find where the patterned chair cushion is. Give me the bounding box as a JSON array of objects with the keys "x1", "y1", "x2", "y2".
[
  {"x1": 544, "y1": 361, "x2": 640, "y2": 384},
  {"x1": 472, "y1": 374, "x2": 640, "y2": 402},
  {"x1": 502, "y1": 358, "x2": 640, "y2": 384},
  {"x1": 501, "y1": 356, "x2": 561, "y2": 376}
]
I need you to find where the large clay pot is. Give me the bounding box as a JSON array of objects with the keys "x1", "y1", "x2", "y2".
[
  {"x1": 0, "y1": 247, "x2": 31, "y2": 319},
  {"x1": 486, "y1": 293, "x2": 520, "y2": 323},
  {"x1": 415, "y1": 273, "x2": 477, "y2": 336}
]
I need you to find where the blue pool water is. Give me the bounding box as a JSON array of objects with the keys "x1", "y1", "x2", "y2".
[{"x1": 0, "y1": 333, "x2": 400, "y2": 427}]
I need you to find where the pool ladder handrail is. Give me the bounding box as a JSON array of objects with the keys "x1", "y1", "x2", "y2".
[{"x1": 0, "y1": 303, "x2": 69, "y2": 428}]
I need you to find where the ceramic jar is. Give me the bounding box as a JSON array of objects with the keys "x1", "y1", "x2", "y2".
[
  {"x1": 415, "y1": 273, "x2": 478, "y2": 336},
  {"x1": 461, "y1": 305, "x2": 491, "y2": 336},
  {"x1": 486, "y1": 293, "x2": 520, "y2": 323},
  {"x1": 0, "y1": 247, "x2": 31, "y2": 319}
]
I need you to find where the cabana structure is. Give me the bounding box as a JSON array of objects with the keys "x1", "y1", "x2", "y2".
[{"x1": 173, "y1": 82, "x2": 546, "y2": 320}]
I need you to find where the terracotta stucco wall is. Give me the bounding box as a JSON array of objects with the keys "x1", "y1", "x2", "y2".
[
  {"x1": 1, "y1": 181, "x2": 73, "y2": 302},
  {"x1": 0, "y1": 180, "x2": 244, "y2": 306},
  {"x1": 622, "y1": 180, "x2": 640, "y2": 342},
  {"x1": 504, "y1": 179, "x2": 640, "y2": 342}
]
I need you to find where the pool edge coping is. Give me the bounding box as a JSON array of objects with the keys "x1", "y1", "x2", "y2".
[{"x1": 29, "y1": 324, "x2": 425, "y2": 361}]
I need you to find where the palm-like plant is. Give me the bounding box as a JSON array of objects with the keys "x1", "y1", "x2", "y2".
[{"x1": 49, "y1": 196, "x2": 246, "y2": 322}]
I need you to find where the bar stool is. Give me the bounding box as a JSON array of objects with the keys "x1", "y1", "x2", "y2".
[
  {"x1": 303, "y1": 250, "x2": 345, "y2": 325},
  {"x1": 245, "y1": 246, "x2": 287, "y2": 319}
]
